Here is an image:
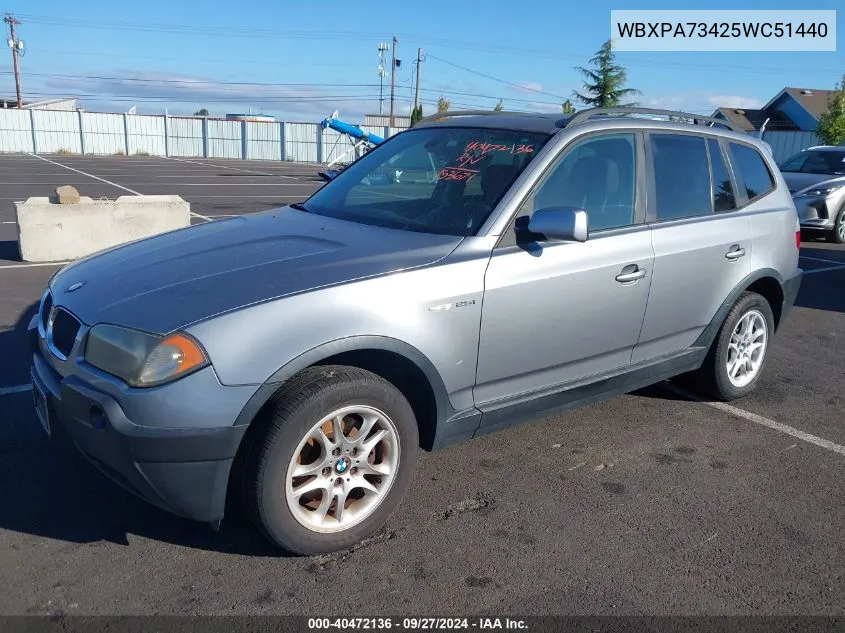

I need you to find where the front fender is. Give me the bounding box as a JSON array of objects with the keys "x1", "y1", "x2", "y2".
[{"x1": 231, "y1": 335, "x2": 457, "y2": 429}]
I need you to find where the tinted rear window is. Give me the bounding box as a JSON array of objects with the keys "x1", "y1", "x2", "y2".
[
  {"x1": 651, "y1": 134, "x2": 711, "y2": 220},
  {"x1": 729, "y1": 143, "x2": 775, "y2": 201},
  {"x1": 708, "y1": 139, "x2": 736, "y2": 211}
]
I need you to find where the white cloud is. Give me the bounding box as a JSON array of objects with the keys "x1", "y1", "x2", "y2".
[
  {"x1": 40, "y1": 70, "x2": 378, "y2": 121},
  {"x1": 641, "y1": 92, "x2": 764, "y2": 114},
  {"x1": 707, "y1": 95, "x2": 764, "y2": 109}
]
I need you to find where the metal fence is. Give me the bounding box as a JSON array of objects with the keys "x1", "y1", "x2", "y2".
[
  {"x1": 761, "y1": 130, "x2": 821, "y2": 163},
  {"x1": 0, "y1": 108, "x2": 827, "y2": 165},
  {"x1": 0, "y1": 109, "x2": 402, "y2": 163}
]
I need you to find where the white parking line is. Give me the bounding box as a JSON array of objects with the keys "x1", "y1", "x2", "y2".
[
  {"x1": 800, "y1": 255, "x2": 845, "y2": 265},
  {"x1": 667, "y1": 384, "x2": 845, "y2": 457},
  {"x1": 28, "y1": 154, "x2": 142, "y2": 196},
  {"x1": 162, "y1": 156, "x2": 296, "y2": 178},
  {"x1": 0, "y1": 261, "x2": 69, "y2": 269},
  {"x1": 803, "y1": 264, "x2": 845, "y2": 275},
  {"x1": 0, "y1": 384, "x2": 31, "y2": 396},
  {"x1": 182, "y1": 195, "x2": 307, "y2": 199}
]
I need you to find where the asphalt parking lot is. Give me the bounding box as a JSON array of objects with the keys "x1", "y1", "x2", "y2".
[{"x1": 0, "y1": 152, "x2": 844, "y2": 616}]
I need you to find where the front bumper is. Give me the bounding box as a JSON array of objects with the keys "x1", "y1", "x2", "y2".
[
  {"x1": 29, "y1": 319, "x2": 249, "y2": 523},
  {"x1": 794, "y1": 193, "x2": 841, "y2": 231}
]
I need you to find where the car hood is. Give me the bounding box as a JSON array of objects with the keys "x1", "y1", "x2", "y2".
[
  {"x1": 782, "y1": 172, "x2": 845, "y2": 195},
  {"x1": 49, "y1": 207, "x2": 462, "y2": 333}
]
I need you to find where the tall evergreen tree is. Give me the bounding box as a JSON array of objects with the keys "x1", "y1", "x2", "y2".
[
  {"x1": 573, "y1": 40, "x2": 640, "y2": 108},
  {"x1": 561, "y1": 99, "x2": 575, "y2": 115},
  {"x1": 436, "y1": 96, "x2": 450, "y2": 113},
  {"x1": 493, "y1": 99, "x2": 504, "y2": 112}
]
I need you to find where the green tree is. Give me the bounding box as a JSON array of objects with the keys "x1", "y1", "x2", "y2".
[
  {"x1": 561, "y1": 99, "x2": 575, "y2": 115},
  {"x1": 816, "y1": 74, "x2": 845, "y2": 146},
  {"x1": 573, "y1": 40, "x2": 640, "y2": 108},
  {"x1": 194, "y1": 108, "x2": 209, "y2": 116},
  {"x1": 493, "y1": 99, "x2": 504, "y2": 112},
  {"x1": 410, "y1": 104, "x2": 424, "y2": 126},
  {"x1": 437, "y1": 96, "x2": 450, "y2": 113}
]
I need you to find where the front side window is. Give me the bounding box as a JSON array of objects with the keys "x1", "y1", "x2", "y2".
[
  {"x1": 303, "y1": 127, "x2": 549, "y2": 236},
  {"x1": 529, "y1": 133, "x2": 637, "y2": 232},
  {"x1": 651, "y1": 134, "x2": 712, "y2": 221},
  {"x1": 729, "y1": 142, "x2": 775, "y2": 201}
]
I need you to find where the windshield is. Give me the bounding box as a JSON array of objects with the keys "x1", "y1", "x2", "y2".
[
  {"x1": 303, "y1": 127, "x2": 550, "y2": 236},
  {"x1": 779, "y1": 150, "x2": 845, "y2": 175}
]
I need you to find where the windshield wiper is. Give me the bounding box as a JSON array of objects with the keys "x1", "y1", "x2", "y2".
[{"x1": 289, "y1": 202, "x2": 311, "y2": 212}]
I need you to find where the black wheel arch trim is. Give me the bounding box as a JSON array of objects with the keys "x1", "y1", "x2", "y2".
[
  {"x1": 232, "y1": 335, "x2": 456, "y2": 430},
  {"x1": 693, "y1": 266, "x2": 799, "y2": 352}
]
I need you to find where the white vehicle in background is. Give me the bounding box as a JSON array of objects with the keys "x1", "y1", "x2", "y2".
[{"x1": 780, "y1": 146, "x2": 845, "y2": 243}]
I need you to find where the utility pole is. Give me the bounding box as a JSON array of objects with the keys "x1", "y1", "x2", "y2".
[
  {"x1": 389, "y1": 35, "x2": 397, "y2": 127},
  {"x1": 3, "y1": 14, "x2": 23, "y2": 108},
  {"x1": 377, "y1": 42, "x2": 388, "y2": 115},
  {"x1": 413, "y1": 47, "x2": 423, "y2": 110}
]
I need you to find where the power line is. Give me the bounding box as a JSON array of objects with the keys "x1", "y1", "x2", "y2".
[
  {"x1": 426, "y1": 54, "x2": 566, "y2": 100},
  {"x1": 15, "y1": 71, "x2": 379, "y2": 88}
]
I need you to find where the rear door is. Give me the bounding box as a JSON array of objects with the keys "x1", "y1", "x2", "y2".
[{"x1": 632, "y1": 133, "x2": 752, "y2": 363}]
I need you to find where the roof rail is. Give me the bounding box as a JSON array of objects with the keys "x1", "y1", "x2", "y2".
[
  {"x1": 566, "y1": 107, "x2": 745, "y2": 134},
  {"x1": 416, "y1": 109, "x2": 553, "y2": 124}
]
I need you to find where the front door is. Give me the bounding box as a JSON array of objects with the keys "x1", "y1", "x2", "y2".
[{"x1": 474, "y1": 132, "x2": 653, "y2": 407}]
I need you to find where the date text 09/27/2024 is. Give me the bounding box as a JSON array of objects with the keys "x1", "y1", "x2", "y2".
[{"x1": 307, "y1": 617, "x2": 529, "y2": 630}]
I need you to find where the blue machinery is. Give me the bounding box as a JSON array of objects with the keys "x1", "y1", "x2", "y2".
[{"x1": 317, "y1": 112, "x2": 385, "y2": 179}]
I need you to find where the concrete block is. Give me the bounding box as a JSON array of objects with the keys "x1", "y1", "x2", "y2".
[
  {"x1": 52, "y1": 185, "x2": 80, "y2": 204},
  {"x1": 15, "y1": 195, "x2": 191, "y2": 263}
]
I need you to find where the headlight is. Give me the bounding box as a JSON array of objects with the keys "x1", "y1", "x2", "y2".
[
  {"x1": 85, "y1": 324, "x2": 209, "y2": 387},
  {"x1": 797, "y1": 183, "x2": 845, "y2": 197}
]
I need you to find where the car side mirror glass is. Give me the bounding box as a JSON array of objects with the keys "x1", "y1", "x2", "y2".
[{"x1": 526, "y1": 207, "x2": 588, "y2": 242}]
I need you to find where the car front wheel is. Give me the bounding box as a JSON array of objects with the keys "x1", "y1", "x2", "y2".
[
  {"x1": 243, "y1": 366, "x2": 418, "y2": 555},
  {"x1": 828, "y1": 206, "x2": 845, "y2": 244}
]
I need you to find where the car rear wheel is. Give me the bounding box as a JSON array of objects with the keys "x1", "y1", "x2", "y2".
[
  {"x1": 827, "y1": 206, "x2": 845, "y2": 244},
  {"x1": 243, "y1": 366, "x2": 418, "y2": 555},
  {"x1": 690, "y1": 291, "x2": 774, "y2": 401}
]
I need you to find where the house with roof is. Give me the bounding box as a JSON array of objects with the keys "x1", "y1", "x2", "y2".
[
  {"x1": 712, "y1": 87, "x2": 837, "y2": 161},
  {"x1": 713, "y1": 87, "x2": 835, "y2": 133}
]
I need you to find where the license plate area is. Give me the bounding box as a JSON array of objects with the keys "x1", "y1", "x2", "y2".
[{"x1": 33, "y1": 379, "x2": 51, "y2": 437}]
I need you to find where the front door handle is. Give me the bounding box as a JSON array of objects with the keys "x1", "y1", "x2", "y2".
[
  {"x1": 725, "y1": 246, "x2": 746, "y2": 260},
  {"x1": 615, "y1": 267, "x2": 647, "y2": 283}
]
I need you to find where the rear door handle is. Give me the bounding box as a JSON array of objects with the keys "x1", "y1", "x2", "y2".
[
  {"x1": 615, "y1": 267, "x2": 647, "y2": 283},
  {"x1": 725, "y1": 247, "x2": 746, "y2": 260}
]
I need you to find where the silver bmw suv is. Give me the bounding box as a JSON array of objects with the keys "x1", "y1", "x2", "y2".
[{"x1": 30, "y1": 108, "x2": 802, "y2": 554}]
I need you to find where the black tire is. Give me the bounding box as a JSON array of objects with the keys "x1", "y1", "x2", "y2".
[
  {"x1": 243, "y1": 365, "x2": 418, "y2": 555},
  {"x1": 827, "y1": 205, "x2": 845, "y2": 244},
  {"x1": 689, "y1": 291, "x2": 775, "y2": 401}
]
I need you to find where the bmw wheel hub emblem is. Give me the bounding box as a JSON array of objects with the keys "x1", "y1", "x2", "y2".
[{"x1": 335, "y1": 457, "x2": 350, "y2": 474}]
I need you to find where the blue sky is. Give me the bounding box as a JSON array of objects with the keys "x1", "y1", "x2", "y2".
[{"x1": 1, "y1": 0, "x2": 842, "y2": 121}]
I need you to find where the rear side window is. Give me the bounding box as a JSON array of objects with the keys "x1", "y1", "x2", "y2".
[
  {"x1": 651, "y1": 134, "x2": 711, "y2": 220},
  {"x1": 708, "y1": 139, "x2": 736, "y2": 211},
  {"x1": 729, "y1": 143, "x2": 775, "y2": 201}
]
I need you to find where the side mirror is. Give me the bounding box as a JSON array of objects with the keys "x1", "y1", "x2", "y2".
[{"x1": 526, "y1": 207, "x2": 588, "y2": 242}]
